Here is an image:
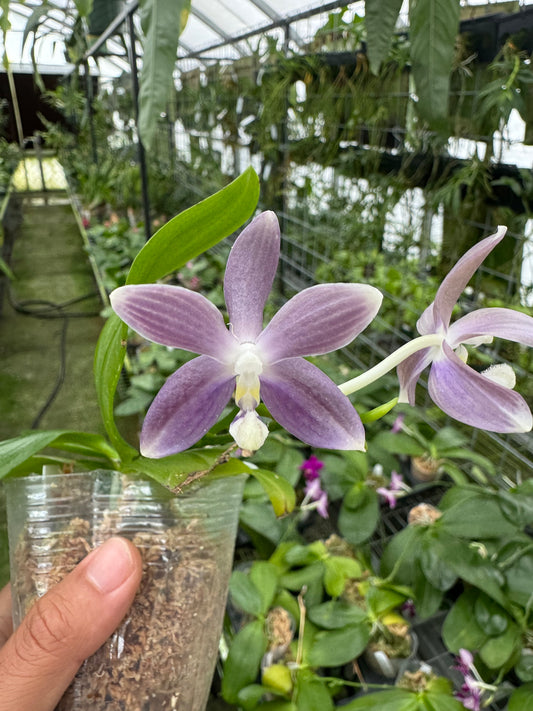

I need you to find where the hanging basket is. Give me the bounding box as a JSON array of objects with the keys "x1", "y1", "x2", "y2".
[{"x1": 6, "y1": 470, "x2": 246, "y2": 711}]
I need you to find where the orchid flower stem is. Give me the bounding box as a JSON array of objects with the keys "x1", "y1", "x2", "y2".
[{"x1": 338, "y1": 334, "x2": 443, "y2": 395}]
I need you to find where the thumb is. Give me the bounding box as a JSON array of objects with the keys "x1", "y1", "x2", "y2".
[{"x1": 0, "y1": 536, "x2": 142, "y2": 711}]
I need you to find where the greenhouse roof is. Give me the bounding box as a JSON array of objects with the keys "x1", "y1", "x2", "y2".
[
  {"x1": 3, "y1": 0, "x2": 533, "y2": 77},
  {"x1": 2, "y1": 0, "x2": 369, "y2": 77}
]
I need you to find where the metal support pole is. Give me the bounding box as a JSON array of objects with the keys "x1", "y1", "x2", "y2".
[
  {"x1": 83, "y1": 59, "x2": 98, "y2": 166},
  {"x1": 278, "y1": 22, "x2": 291, "y2": 299},
  {"x1": 127, "y1": 11, "x2": 152, "y2": 242}
]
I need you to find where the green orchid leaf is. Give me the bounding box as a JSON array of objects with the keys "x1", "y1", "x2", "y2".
[
  {"x1": 130, "y1": 449, "x2": 249, "y2": 490},
  {"x1": 229, "y1": 570, "x2": 264, "y2": 618},
  {"x1": 294, "y1": 672, "x2": 334, "y2": 711},
  {"x1": 93, "y1": 313, "x2": 134, "y2": 454},
  {"x1": 338, "y1": 688, "x2": 418, "y2": 711},
  {"x1": 508, "y1": 684, "x2": 533, "y2": 711},
  {"x1": 0, "y1": 430, "x2": 117, "y2": 480},
  {"x1": 138, "y1": 0, "x2": 190, "y2": 150},
  {"x1": 338, "y1": 484, "x2": 379, "y2": 545},
  {"x1": 307, "y1": 600, "x2": 367, "y2": 630},
  {"x1": 409, "y1": 0, "x2": 460, "y2": 130},
  {"x1": 307, "y1": 622, "x2": 370, "y2": 667},
  {"x1": 323, "y1": 556, "x2": 362, "y2": 598},
  {"x1": 515, "y1": 652, "x2": 533, "y2": 683},
  {"x1": 248, "y1": 468, "x2": 296, "y2": 517},
  {"x1": 47, "y1": 432, "x2": 120, "y2": 463},
  {"x1": 473, "y1": 594, "x2": 509, "y2": 637},
  {"x1": 250, "y1": 561, "x2": 280, "y2": 616},
  {"x1": 479, "y1": 620, "x2": 520, "y2": 669},
  {"x1": 365, "y1": 0, "x2": 404, "y2": 74},
  {"x1": 439, "y1": 494, "x2": 519, "y2": 539},
  {"x1": 222, "y1": 620, "x2": 268, "y2": 704},
  {"x1": 442, "y1": 590, "x2": 488, "y2": 653},
  {"x1": 95, "y1": 169, "x2": 259, "y2": 453},
  {"x1": 127, "y1": 166, "x2": 260, "y2": 284}
]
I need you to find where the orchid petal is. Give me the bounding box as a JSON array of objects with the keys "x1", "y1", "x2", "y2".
[
  {"x1": 140, "y1": 356, "x2": 234, "y2": 457},
  {"x1": 257, "y1": 283, "x2": 382, "y2": 361},
  {"x1": 224, "y1": 211, "x2": 280, "y2": 341},
  {"x1": 397, "y1": 347, "x2": 436, "y2": 405},
  {"x1": 418, "y1": 226, "x2": 506, "y2": 333},
  {"x1": 110, "y1": 284, "x2": 238, "y2": 362},
  {"x1": 260, "y1": 357, "x2": 366, "y2": 450},
  {"x1": 447, "y1": 307, "x2": 533, "y2": 349},
  {"x1": 429, "y1": 342, "x2": 532, "y2": 433}
]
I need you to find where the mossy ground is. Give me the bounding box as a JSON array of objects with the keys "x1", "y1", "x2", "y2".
[{"x1": 0, "y1": 194, "x2": 105, "y2": 439}]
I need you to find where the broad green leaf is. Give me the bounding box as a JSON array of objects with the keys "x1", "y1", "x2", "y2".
[
  {"x1": 370, "y1": 431, "x2": 425, "y2": 456},
  {"x1": 323, "y1": 555, "x2": 362, "y2": 598},
  {"x1": 133, "y1": 451, "x2": 249, "y2": 490},
  {"x1": 93, "y1": 314, "x2": 132, "y2": 453},
  {"x1": 138, "y1": 0, "x2": 190, "y2": 150},
  {"x1": 0, "y1": 430, "x2": 107, "y2": 479},
  {"x1": 508, "y1": 684, "x2": 533, "y2": 711},
  {"x1": 279, "y1": 561, "x2": 325, "y2": 592},
  {"x1": 229, "y1": 570, "x2": 264, "y2": 617},
  {"x1": 412, "y1": 561, "x2": 444, "y2": 618},
  {"x1": 341, "y1": 688, "x2": 419, "y2": 711},
  {"x1": 479, "y1": 621, "x2": 520, "y2": 669},
  {"x1": 249, "y1": 468, "x2": 296, "y2": 516},
  {"x1": 515, "y1": 652, "x2": 533, "y2": 683},
  {"x1": 294, "y1": 672, "x2": 334, "y2": 711},
  {"x1": 421, "y1": 690, "x2": 463, "y2": 711},
  {"x1": 127, "y1": 167, "x2": 259, "y2": 284},
  {"x1": 473, "y1": 594, "x2": 508, "y2": 637},
  {"x1": 307, "y1": 600, "x2": 367, "y2": 630},
  {"x1": 307, "y1": 622, "x2": 370, "y2": 667},
  {"x1": 442, "y1": 590, "x2": 488, "y2": 653},
  {"x1": 240, "y1": 500, "x2": 284, "y2": 547},
  {"x1": 366, "y1": 584, "x2": 409, "y2": 618},
  {"x1": 380, "y1": 525, "x2": 425, "y2": 583},
  {"x1": 338, "y1": 484, "x2": 379, "y2": 545},
  {"x1": 429, "y1": 531, "x2": 507, "y2": 606},
  {"x1": 410, "y1": 0, "x2": 460, "y2": 130},
  {"x1": 365, "y1": 0, "x2": 404, "y2": 74},
  {"x1": 250, "y1": 561, "x2": 279, "y2": 615},
  {"x1": 420, "y1": 534, "x2": 458, "y2": 591},
  {"x1": 47, "y1": 432, "x2": 120, "y2": 463},
  {"x1": 503, "y1": 548, "x2": 533, "y2": 607},
  {"x1": 237, "y1": 684, "x2": 271, "y2": 711},
  {"x1": 222, "y1": 620, "x2": 268, "y2": 704}
]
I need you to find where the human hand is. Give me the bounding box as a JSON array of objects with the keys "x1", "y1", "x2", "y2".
[{"x1": 0, "y1": 537, "x2": 142, "y2": 711}]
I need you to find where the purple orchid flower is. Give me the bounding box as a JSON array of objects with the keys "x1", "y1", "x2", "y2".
[
  {"x1": 455, "y1": 675, "x2": 482, "y2": 711},
  {"x1": 376, "y1": 470, "x2": 404, "y2": 509},
  {"x1": 304, "y1": 477, "x2": 329, "y2": 518},
  {"x1": 398, "y1": 226, "x2": 533, "y2": 433},
  {"x1": 110, "y1": 211, "x2": 382, "y2": 457},
  {"x1": 299, "y1": 454, "x2": 324, "y2": 481}
]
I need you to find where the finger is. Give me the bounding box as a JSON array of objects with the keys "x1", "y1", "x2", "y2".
[
  {"x1": 0, "y1": 536, "x2": 142, "y2": 711},
  {"x1": 0, "y1": 585, "x2": 13, "y2": 648}
]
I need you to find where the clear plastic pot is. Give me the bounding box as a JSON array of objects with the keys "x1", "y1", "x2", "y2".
[{"x1": 6, "y1": 470, "x2": 246, "y2": 711}]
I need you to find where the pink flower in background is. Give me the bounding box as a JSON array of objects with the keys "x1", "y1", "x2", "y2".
[
  {"x1": 377, "y1": 470, "x2": 404, "y2": 509},
  {"x1": 299, "y1": 454, "x2": 324, "y2": 480}
]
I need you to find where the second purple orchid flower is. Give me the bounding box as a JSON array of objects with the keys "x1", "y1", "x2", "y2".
[
  {"x1": 398, "y1": 227, "x2": 533, "y2": 433},
  {"x1": 111, "y1": 212, "x2": 382, "y2": 457}
]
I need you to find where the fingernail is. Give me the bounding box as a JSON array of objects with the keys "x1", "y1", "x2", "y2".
[{"x1": 85, "y1": 537, "x2": 135, "y2": 594}]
